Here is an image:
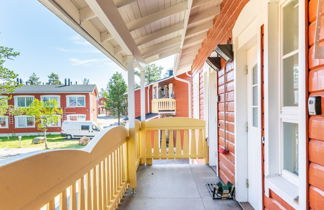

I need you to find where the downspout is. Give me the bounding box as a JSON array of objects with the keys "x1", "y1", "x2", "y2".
[{"x1": 174, "y1": 72, "x2": 192, "y2": 118}]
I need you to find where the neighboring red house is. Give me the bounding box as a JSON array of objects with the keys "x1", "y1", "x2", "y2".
[
  {"x1": 97, "y1": 97, "x2": 109, "y2": 115},
  {"x1": 134, "y1": 71, "x2": 190, "y2": 119},
  {"x1": 0, "y1": 84, "x2": 98, "y2": 136}
]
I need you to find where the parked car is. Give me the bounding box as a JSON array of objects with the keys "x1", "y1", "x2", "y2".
[{"x1": 61, "y1": 121, "x2": 101, "y2": 139}]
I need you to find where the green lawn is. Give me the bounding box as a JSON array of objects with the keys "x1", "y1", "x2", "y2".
[{"x1": 0, "y1": 134, "x2": 85, "y2": 149}]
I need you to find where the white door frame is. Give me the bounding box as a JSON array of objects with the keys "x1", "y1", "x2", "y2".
[
  {"x1": 233, "y1": 0, "x2": 264, "y2": 208},
  {"x1": 203, "y1": 64, "x2": 218, "y2": 168}
]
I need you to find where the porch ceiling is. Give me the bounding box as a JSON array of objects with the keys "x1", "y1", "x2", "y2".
[{"x1": 39, "y1": 0, "x2": 222, "y2": 72}]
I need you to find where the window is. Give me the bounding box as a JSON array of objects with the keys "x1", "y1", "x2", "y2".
[
  {"x1": 67, "y1": 95, "x2": 85, "y2": 107},
  {"x1": 81, "y1": 125, "x2": 90, "y2": 130},
  {"x1": 252, "y1": 64, "x2": 259, "y2": 127},
  {"x1": 15, "y1": 116, "x2": 35, "y2": 128},
  {"x1": 0, "y1": 116, "x2": 8, "y2": 129},
  {"x1": 41, "y1": 115, "x2": 61, "y2": 127},
  {"x1": 67, "y1": 114, "x2": 86, "y2": 121},
  {"x1": 41, "y1": 95, "x2": 60, "y2": 107},
  {"x1": 14, "y1": 96, "x2": 34, "y2": 107},
  {"x1": 280, "y1": 0, "x2": 299, "y2": 179}
]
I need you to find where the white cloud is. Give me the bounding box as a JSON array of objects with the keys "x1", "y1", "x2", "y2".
[
  {"x1": 69, "y1": 58, "x2": 113, "y2": 66},
  {"x1": 70, "y1": 35, "x2": 91, "y2": 46},
  {"x1": 56, "y1": 47, "x2": 100, "y2": 54}
]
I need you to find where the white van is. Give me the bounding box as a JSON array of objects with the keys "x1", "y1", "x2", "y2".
[{"x1": 61, "y1": 121, "x2": 101, "y2": 139}]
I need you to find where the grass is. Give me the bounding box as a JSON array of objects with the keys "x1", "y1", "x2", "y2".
[{"x1": 0, "y1": 134, "x2": 85, "y2": 150}]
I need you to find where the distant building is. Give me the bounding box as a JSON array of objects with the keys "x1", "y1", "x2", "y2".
[
  {"x1": 0, "y1": 84, "x2": 98, "y2": 136},
  {"x1": 98, "y1": 97, "x2": 109, "y2": 115},
  {"x1": 134, "y1": 72, "x2": 190, "y2": 120}
]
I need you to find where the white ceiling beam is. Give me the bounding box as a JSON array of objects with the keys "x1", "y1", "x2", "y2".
[
  {"x1": 145, "y1": 47, "x2": 180, "y2": 63},
  {"x1": 80, "y1": 6, "x2": 96, "y2": 23},
  {"x1": 86, "y1": 0, "x2": 142, "y2": 60},
  {"x1": 115, "y1": 0, "x2": 136, "y2": 8},
  {"x1": 192, "y1": 0, "x2": 221, "y2": 9},
  {"x1": 183, "y1": 33, "x2": 206, "y2": 49},
  {"x1": 141, "y1": 36, "x2": 182, "y2": 57},
  {"x1": 100, "y1": 31, "x2": 113, "y2": 42},
  {"x1": 181, "y1": 43, "x2": 201, "y2": 55},
  {"x1": 135, "y1": 23, "x2": 184, "y2": 46},
  {"x1": 188, "y1": 6, "x2": 219, "y2": 27},
  {"x1": 142, "y1": 38, "x2": 180, "y2": 58},
  {"x1": 127, "y1": 1, "x2": 188, "y2": 32},
  {"x1": 185, "y1": 21, "x2": 212, "y2": 38}
]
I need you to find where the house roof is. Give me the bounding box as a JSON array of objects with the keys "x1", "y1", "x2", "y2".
[{"x1": 13, "y1": 85, "x2": 97, "y2": 94}]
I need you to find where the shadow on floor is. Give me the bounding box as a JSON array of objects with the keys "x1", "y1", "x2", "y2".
[{"x1": 118, "y1": 160, "x2": 242, "y2": 210}]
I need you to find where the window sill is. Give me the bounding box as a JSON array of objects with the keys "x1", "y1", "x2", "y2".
[{"x1": 265, "y1": 175, "x2": 299, "y2": 209}]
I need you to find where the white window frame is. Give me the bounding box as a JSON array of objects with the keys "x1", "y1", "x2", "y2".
[
  {"x1": 66, "y1": 95, "x2": 86, "y2": 108},
  {"x1": 14, "y1": 95, "x2": 34, "y2": 107},
  {"x1": 14, "y1": 115, "x2": 35, "y2": 128},
  {"x1": 40, "y1": 95, "x2": 61, "y2": 107},
  {"x1": 0, "y1": 116, "x2": 9, "y2": 129},
  {"x1": 67, "y1": 114, "x2": 86, "y2": 121},
  {"x1": 41, "y1": 115, "x2": 61, "y2": 127},
  {"x1": 278, "y1": 0, "x2": 300, "y2": 185},
  {"x1": 193, "y1": 73, "x2": 200, "y2": 119},
  {"x1": 266, "y1": 0, "x2": 307, "y2": 208}
]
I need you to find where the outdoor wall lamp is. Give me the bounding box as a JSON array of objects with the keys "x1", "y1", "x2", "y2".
[
  {"x1": 215, "y1": 44, "x2": 233, "y2": 62},
  {"x1": 206, "y1": 56, "x2": 221, "y2": 71}
]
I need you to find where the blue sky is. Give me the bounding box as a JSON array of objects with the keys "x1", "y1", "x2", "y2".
[{"x1": 0, "y1": 0, "x2": 175, "y2": 90}]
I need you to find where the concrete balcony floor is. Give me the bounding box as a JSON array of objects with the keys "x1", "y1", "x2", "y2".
[{"x1": 119, "y1": 160, "x2": 241, "y2": 210}]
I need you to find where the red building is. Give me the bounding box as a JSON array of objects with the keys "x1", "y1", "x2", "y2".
[
  {"x1": 0, "y1": 84, "x2": 98, "y2": 136},
  {"x1": 134, "y1": 72, "x2": 190, "y2": 119}
]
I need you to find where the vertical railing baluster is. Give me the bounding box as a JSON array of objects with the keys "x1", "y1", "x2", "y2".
[
  {"x1": 176, "y1": 130, "x2": 182, "y2": 158},
  {"x1": 61, "y1": 189, "x2": 68, "y2": 210},
  {"x1": 103, "y1": 158, "x2": 108, "y2": 209},
  {"x1": 98, "y1": 162, "x2": 103, "y2": 210},
  {"x1": 198, "y1": 128, "x2": 204, "y2": 158},
  {"x1": 87, "y1": 171, "x2": 92, "y2": 210},
  {"x1": 183, "y1": 130, "x2": 189, "y2": 158},
  {"x1": 191, "y1": 129, "x2": 197, "y2": 158},
  {"x1": 80, "y1": 176, "x2": 86, "y2": 210},
  {"x1": 161, "y1": 130, "x2": 167, "y2": 159},
  {"x1": 48, "y1": 199, "x2": 55, "y2": 210},
  {"x1": 71, "y1": 184, "x2": 77, "y2": 210},
  {"x1": 146, "y1": 130, "x2": 152, "y2": 164},
  {"x1": 168, "y1": 130, "x2": 175, "y2": 158},
  {"x1": 153, "y1": 130, "x2": 160, "y2": 158},
  {"x1": 93, "y1": 166, "x2": 98, "y2": 210}
]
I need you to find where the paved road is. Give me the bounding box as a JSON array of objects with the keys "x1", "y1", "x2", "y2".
[{"x1": 0, "y1": 148, "x2": 42, "y2": 161}]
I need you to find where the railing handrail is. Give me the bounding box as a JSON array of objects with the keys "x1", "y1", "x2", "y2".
[
  {"x1": 141, "y1": 117, "x2": 205, "y2": 129},
  {"x1": 0, "y1": 126, "x2": 128, "y2": 210}
]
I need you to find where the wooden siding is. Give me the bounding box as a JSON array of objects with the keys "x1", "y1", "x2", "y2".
[
  {"x1": 217, "y1": 60, "x2": 235, "y2": 184},
  {"x1": 308, "y1": 0, "x2": 324, "y2": 209}
]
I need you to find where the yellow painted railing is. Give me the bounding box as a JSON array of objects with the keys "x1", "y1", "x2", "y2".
[
  {"x1": 152, "y1": 98, "x2": 176, "y2": 113},
  {"x1": 0, "y1": 126, "x2": 134, "y2": 210},
  {"x1": 139, "y1": 117, "x2": 208, "y2": 164},
  {"x1": 0, "y1": 118, "x2": 206, "y2": 210}
]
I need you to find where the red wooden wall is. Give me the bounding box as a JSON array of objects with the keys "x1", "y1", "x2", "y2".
[{"x1": 308, "y1": 0, "x2": 324, "y2": 208}]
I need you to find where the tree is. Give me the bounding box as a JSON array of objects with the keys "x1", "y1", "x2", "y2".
[
  {"x1": 83, "y1": 78, "x2": 90, "y2": 85},
  {"x1": 104, "y1": 72, "x2": 127, "y2": 125},
  {"x1": 27, "y1": 72, "x2": 41, "y2": 85},
  {"x1": 0, "y1": 46, "x2": 21, "y2": 116},
  {"x1": 135, "y1": 64, "x2": 163, "y2": 85},
  {"x1": 48, "y1": 72, "x2": 61, "y2": 85},
  {"x1": 0, "y1": 46, "x2": 20, "y2": 94},
  {"x1": 25, "y1": 99, "x2": 62, "y2": 149}
]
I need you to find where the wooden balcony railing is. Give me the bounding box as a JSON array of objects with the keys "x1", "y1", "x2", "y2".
[
  {"x1": 0, "y1": 118, "x2": 206, "y2": 210},
  {"x1": 139, "y1": 118, "x2": 208, "y2": 164},
  {"x1": 152, "y1": 98, "x2": 176, "y2": 113}
]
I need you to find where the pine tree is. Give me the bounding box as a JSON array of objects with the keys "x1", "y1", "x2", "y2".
[
  {"x1": 103, "y1": 72, "x2": 127, "y2": 125},
  {"x1": 28, "y1": 72, "x2": 41, "y2": 85},
  {"x1": 48, "y1": 72, "x2": 61, "y2": 85}
]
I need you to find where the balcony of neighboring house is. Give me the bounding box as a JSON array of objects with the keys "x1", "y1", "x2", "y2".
[
  {"x1": 151, "y1": 82, "x2": 177, "y2": 116},
  {"x1": 0, "y1": 118, "x2": 241, "y2": 210}
]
